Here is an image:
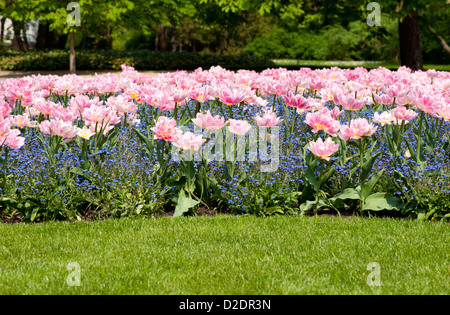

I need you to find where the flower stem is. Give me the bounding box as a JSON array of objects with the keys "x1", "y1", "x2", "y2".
[{"x1": 416, "y1": 111, "x2": 425, "y2": 167}]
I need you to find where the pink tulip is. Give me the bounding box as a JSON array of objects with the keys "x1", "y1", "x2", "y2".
[
  {"x1": 106, "y1": 94, "x2": 137, "y2": 115},
  {"x1": 329, "y1": 107, "x2": 344, "y2": 119},
  {"x1": 5, "y1": 88, "x2": 33, "y2": 106},
  {"x1": 70, "y1": 94, "x2": 103, "y2": 110},
  {"x1": 10, "y1": 114, "x2": 37, "y2": 128},
  {"x1": 228, "y1": 119, "x2": 252, "y2": 135},
  {"x1": 82, "y1": 105, "x2": 120, "y2": 128},
  {"x1": 373, "y1": 93, "x2": 394, "y2": 105},
  {"x1": 124, "y1": 88, "x2": 143, "y2": 103},
  {"x1": 282, "y1": 92, "x2": 311, "y2": 110},
  {"x1": 192, "y1": 111, "x2": 227, "y2": 130},
  {"x1": 386, "y1": 82, "x2": 410, "y2": 99},
  {"x1": 308, "y1": 78, "x2": 325, "y2": 90},
  {"x1": 121, "y1": 64, "x2": 136, "y2": 72},
  {"x1": 151, "y1": 116, "x2": 182, "y2": 141},
  {"x1": 305, "y1": 109, "x2": 341, "y2": 137},
  {"x1": 413, "y1": 93, "x2": 440, "y2": 116},
  {"x1": 338, "y1": 93, "x2": 365, "y2": 111},
  {"x1": 170, "y1": 86, "x2": 189, "y2": 103},
  {"x1": 308, "y1": 137, "x2": 339, "y2": 161},
  {"x1": 4, "y1": 129, "x2": 25, "y2": 149},
  {"x1": 54, "y1": 106, "x2": 79, "y2": 122},
  {"x1": 172, "y1": 131, "x2": 206, "y2": 151},
  {"x1": 391, "y1": 106, "x2": 418, "y2": 124},
  {"x1": 0, "y1": 99, "x2": 11, "y2": 118},
  {"x1": 253, "y1": 109, "x2": 283, "y2": 127},
  {"x1": 372, "y1": 111, "x2": 395, "y2": 126},
  {"x1": 39, "y1": 119, "x2": 80, "y2": 138},
  {"x1": 438, "y1": 103, "x2": 450, "y2": 121},
  {"x1": 395, "y1": 94, "x2": 413, "y2": 106},
  {"x1": 301, "y1": 98, "x2": 325, "y2": 113},
  {"x1": 33, "y1": 98, "x2": 64, "y2": 118},
  {"x1": 339, "y1": 118, "x2": 377, "y2": 141},
  {"x1": 53, "y1": 76, "x2": 79, "y2": 96},
  {"x1": 153, "y1": 90, "x2": 176, "y2": 110},
  {"x1": 77, "y1": 126, "x2": 96, "y2": 140},
  {"x1": 218, "y1": 87, "x2": 247, "y2": 106},
  {"x1": 0, "y1": 118, "x2": 24, "y2": 149},
  {"x1": 264, "y1": 81, "x2": 290, "y2": 95},
  {"x1": 189, "y1": 85, "x2": 215, "y2": 103}
]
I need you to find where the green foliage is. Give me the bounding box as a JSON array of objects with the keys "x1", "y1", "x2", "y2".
[
  {"x1": 409, "y1": 191, "x2": 450, "y2": 222},
  {"x1": 0, "y1": 49, "x2": 275, "y2": 71},
  {"x1": 243, "y1": 16, "x2": 399, "y2": 62},
  {"x1": 237, "y1": 185, "x2": 301, "y2": 216},
  {"x1": 173, "y1": 188, "x2": 200, "y2": 217}
]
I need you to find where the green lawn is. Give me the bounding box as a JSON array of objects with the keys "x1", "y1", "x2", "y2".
[
  {"x1": 0, "y1": 215, "x2": 448, "y2": 295},
  {"x1": 272, "y1": 59, "x2": 450, "y2": 71}
]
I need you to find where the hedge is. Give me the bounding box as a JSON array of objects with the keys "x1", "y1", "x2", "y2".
[{"x1": 0, "y1": 49, "x2": 276, "y2": 71}]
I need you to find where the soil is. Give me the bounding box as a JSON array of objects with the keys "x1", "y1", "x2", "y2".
[
  {"x1": 154, "y1": 205, "x2": 219, "y2": 218},
  {"x1": 0, "y1": 205, "x2": 407, "y2": 224},
  {"x1": 0, "y1": 214, "x2": 21, "y2": 224}
]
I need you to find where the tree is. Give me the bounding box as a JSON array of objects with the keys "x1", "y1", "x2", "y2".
[
  {"x1": 1, "y1": 0, "x2": 42, "y2": 50},
  {"x1": 364, "y1": 0, "x2": 449, "y2": 70},
  {"x1": 41, "y1": 0, "x2": 135, "y2": 72}
]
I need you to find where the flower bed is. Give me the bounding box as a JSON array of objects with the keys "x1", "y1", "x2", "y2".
[{"x1": 0, "y1": 65, "x2": 449, "y2": 222}]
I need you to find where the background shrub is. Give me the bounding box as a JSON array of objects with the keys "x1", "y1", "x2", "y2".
[{"x1": 0, "y1": 49, "x2": 275, "y2": 71}]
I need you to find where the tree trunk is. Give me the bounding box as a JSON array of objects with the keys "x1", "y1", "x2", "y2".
[
  {"x1": 70, "y1": 31, "x2": 76, "y2": 73},
  {"x1": 160, "y1": 25, "x2": 168, "y2": 52},
  {"x1": 22, "y1": 21, "x2": 28, "y2": 51},
  {"x1": 170, "y1": 27, "x2": 177, "y2": 52},
  {"x1": 12, "y1": 20, "x2": 25, "y2": 51},
  {"x1": 178, "y1": 25, "x2": 183, "y2": 52},
  {"x1": 35, "y1": 22, "x2": 48, "y2": 49},
  {"x1": 36, "y1": 22, "x2": 68, "y2": 50},
  {"x1": 155, "y1": 26, "x2": 160, "y2": 51},
  {"x1": 105, "y1": 26, "x2": 112, "y2": 49},
  {"x1": 0, "y1": 17, "x2": 5, "y2": 48},
  {"x1": 399, "y1": 11, "x2": 423, "y2": 70}
]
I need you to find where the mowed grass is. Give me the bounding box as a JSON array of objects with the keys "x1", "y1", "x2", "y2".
[
  {"x1": 0, "y1": 215, "x2": 448, "y2": 295},
  {"x1": 272, "y1": 59, "x2": 450, "y2": 71}
]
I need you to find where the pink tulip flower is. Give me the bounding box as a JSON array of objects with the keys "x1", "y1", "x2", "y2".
[
  {"x1": 308, "y1": 137, "x2": 339, "y2": 161},
  {"x1": 172, "y1": 131, "x2": 206, "y2": 151},
  {"x1": 282, "y1": 92, "x2": 311, "y2": 110},
  {"x1": 77, "y1": 126, "x2": 96, "y2": 140},
  {"x1": 106, "y1": 94, "x2": 137, "y2": 115},
  {"x1": 413, "y1": 93, "x2": 440, "y2": 117},
  {"x1": 253, "y1": 109, "x2": 283, "y2": 127},
  {"x1": 373, "y1": 93, "x2": 394, "y2": 106},
  {"x1": 0, "y1": 118, "x2": 24, "y2": 149},
  {"x1": 438, "y1": 103, "x2": 450, "y2": 121},
  {"x1": 228, "y1": 119, "x2": 252, "y2": 135},
  {"x1": 305, "y1": 109, "x2": 341, "y2": 137},
  {"x1": 391, "y1": 106, "x2": 418, "y2": 124},
  {"x1": 192, "y1": 111, "x2": 227, "y2": 130},
  {"x1": 4, "y1": 129, "x2": 25, "y2": 149},
  {"x1": 372, "y1": 111, "x2": 395, "y2": 126},
  {"x1": 339, "y1": 118, "x2": 378, "y2": 141},
  {"x1": 338, "y1": 94, "x2": 365, "y2": 111},
  {"x1": 218, "y1": 87, "x2": 247, "y2": 106},
  {"x1": 151, "y1": 116, "x2": 182, "y2": 141},
  {"x1": 39, "y1": 119, "x2": 80, "y2": 138},
  {"x1": 10, "y1": 113, "x2": 37, "y2": 128},
  {"x1": 0, "y1": 99, "x2": 11, "y2": 118}
]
